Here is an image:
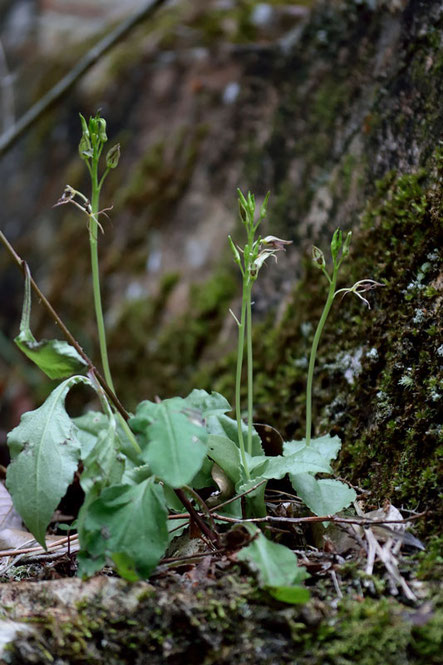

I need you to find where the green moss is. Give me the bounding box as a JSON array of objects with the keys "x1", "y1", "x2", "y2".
[
  {"x1": 117, "y1": 125, "x2": 207, "y2": 224},
  {"x1": 7, "y1": 575, "x2": 442, "y2": 665},
  {"x1": 202, "y1": 151, "x2": 442, "y2": 538}
]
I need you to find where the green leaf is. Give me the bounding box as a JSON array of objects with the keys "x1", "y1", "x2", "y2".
[
  {"x1": 6, "y1": 375, "x2": 91, "y2": 546},
  {"x1": 207, "y1": 435, "x2": 241, "y2": 484},
  {"x1": 237, "y1": 525, "x2": 309, "y2": 588},
  {"x1": 73, "y1": 411, "x2": 109, "y2": 458},
  {"x1": 78, "y1": 478, "x2": 168, "y2": 580},
  {"x1": 130, "y1": 397, "x2": 184, "y2": 430},
  {"x1": 249, "y1": 449, "x2": 332, "y2": 480},
  {"x1": 206, "y1": 414, "x2": 263, "y2": 456},
  {"x1": 190, "y1": 456, "x2": 214, "y2": 489},
  {"x1": 130, "y1": 399, "x2": 207, "y2": 488},
  {"x1": 283, "y1": 434, "x2": 342, "y2": 466},
  {"x1": 235, "y1": 477, "x2": 267, "y2": 517},
  {"x1": 14, "y1": 269, "x2": 87, "y2": 379},
  {"x1": 289, "y1": 474, "x2": 356, "y2": 516},
  {"x1": 182, "y1": 389, "x2": 231, "y2": 419},
  {"x1": 268, "y1": 586, "x2": 310, "y2": 604},
  {"x1": 79, "y1": 413, "x2": 124, "y2": 494}
]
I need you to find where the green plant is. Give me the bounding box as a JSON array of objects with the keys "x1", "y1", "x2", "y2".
[
  {"x1": 228, "y1": 189, "x2": 290, "y2": 478},
  {"x1": 1, "y1": 114, "x2": 380, "y2": 601},
  {"x1": 307, "y1": 231, "x2": 382, "y2": 444}
]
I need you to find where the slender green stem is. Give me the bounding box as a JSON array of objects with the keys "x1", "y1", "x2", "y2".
[
  {"x1": 235, "y1": 280, "x2": 250, "y2": 479},
  {"x1": 117, "y1": 413, "x2": 142, "y2": 454},
  {"x1": 305, "y1": 269, "x2": 337, "y2": 445},
  {"x1": 246, "y1": 282, "x2": 254, "y2": 456},
  {"x1": 89, "y1": 157, "x2": 115, "y2": 394}
]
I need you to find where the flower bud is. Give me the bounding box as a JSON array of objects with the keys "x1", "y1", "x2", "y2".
[
  {"x1": 312, "y1": 245, "x2": 325, "y2": 269},
  {"x1": 228, "y1": 235, "x2": 242, "y2": 266},
  {"x1": 260, "y1": 191, "x2": 270, "y2": 220},
  {"x1": 97, "y1": 117, "x2": 108, "y2": 143},
  {"x1": 342, "y1": 231, "x2": 352, "y2": 257},
  {"x1": 78, "y1": 134, "x2": 93, "y2": 160},
  {"x1": 79, "y1": 113, "x2": 89, "y2": 138},
  {"x1": 106, "y1": 143, "x2": 120, "y2": 169},
  {"x1": 330, "y1": 228, "x2": 343, "y2": 263}
]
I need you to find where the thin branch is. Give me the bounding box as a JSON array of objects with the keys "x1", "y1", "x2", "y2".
[
  {"x1": 208, "y1": 512, "x2": 428, "y2": 527},
  {"x1": 0, "y1": 0, "x2": 167, "y2": 157},
  {"x1": 0, "y1": 230, "x2": 129, "y2": 421},
  {"x1": 167, "y1": 479, "x2": 267, "y2": 520},
  {"x1": 159, "y1": 548, "x2": 227, "y2": 565},
  {"x1": 0, "y1": 534, "x2": 79, "y2": 559},
  {"x1": 174, "y1": 489, "x2": 220, "y2": 546}
]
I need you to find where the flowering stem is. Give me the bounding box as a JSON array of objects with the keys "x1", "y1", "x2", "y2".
[
  {"x1": 246, "y1": 282, "x2": 254, "y2": 456},
  {"x1": 305, "y1": 268, "x2": 337, "y2": 446},
  {"x1": 235, "y1": 280, "x2": 250, "y2": 479},
  {"x1": 89, "y1": 156, "x2": 115, "y2": 394}
]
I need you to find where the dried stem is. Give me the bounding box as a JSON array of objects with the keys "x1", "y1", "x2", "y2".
[{"x1": 0, "y1": 230, "x2": 129, "y2": 422}]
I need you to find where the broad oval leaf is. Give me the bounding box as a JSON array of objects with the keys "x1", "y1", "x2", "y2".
[
  {"x1": 206, "y1": 414, "x2": 264, "y2": 456},
  {"x1": 207, "y1": 434, "x2": 241, "y2": 484},
  {"x1": 77, "y1": 478, "x2": 168, "y2": 580},
  {"x1": 6, "y1": 375, "x2": 91, "y2": 546},
  {"x1": 79, "y1": 414, "x2": 124, "y2": 495},
  {"x1": 73, "y1": 410, "x2": 109, "y2": 458},
  {"x1": 237, "y1": 525, "x2": 309, "y2": 588},
  {"x1": 290, "y1": 474, "x2": 356, "y2": 516},
  {"x1": 248, "y1": 449, "x2": 332, "y2": 480},
  {"x1": 268, "y1": 585, "x2": 310, "y2": 604},
  {"x1": 283, "y1": 434, "x2": 342, "y2": 466},
  {"x1": 130, "y1": 400, "x2": 207, "y2": 488},
  {"x1": 182, "y1": 389, "x2": 231, "y2": 419}
]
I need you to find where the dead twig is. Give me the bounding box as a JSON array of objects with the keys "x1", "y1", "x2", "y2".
[
  {"x1": 0, "y1": 231, "x2": 129, "y2": 421},
  {"x1": 208, "y1": 512, "x2": 427, "y2": 527},
  {"x1": 0, "y1": 533, "x2": 78, "y2": 558}
]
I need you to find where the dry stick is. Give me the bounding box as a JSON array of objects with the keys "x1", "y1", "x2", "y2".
[
  {"x1": 0, "y1": 534, "x2": 79, "y2": 558},
  {"x1": 160, "y1": 548, "x2": 227, "y2": 565},
  {"x1": 183, "y1": 485, "x2": 218, "y2": 537},
  {"x1": 174, "y1": 489, "x2": 219, "y2": 545},
  {"x1": 208, "y1": 512, "x2": 427, "y2": 527},
  {"x1": 0, "y1": 0, "x2": 167, "y2": 157},
  {"x1": 167, "y1": 479, "x2": 267, "y2": 520},
  {"x1": 0, "y1": 230, "x2": 129, "y2": 421}
]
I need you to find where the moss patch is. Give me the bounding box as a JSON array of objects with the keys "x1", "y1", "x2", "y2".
[{"x1": 6, "y1": 573, "x2": 442, "y2": 665}]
